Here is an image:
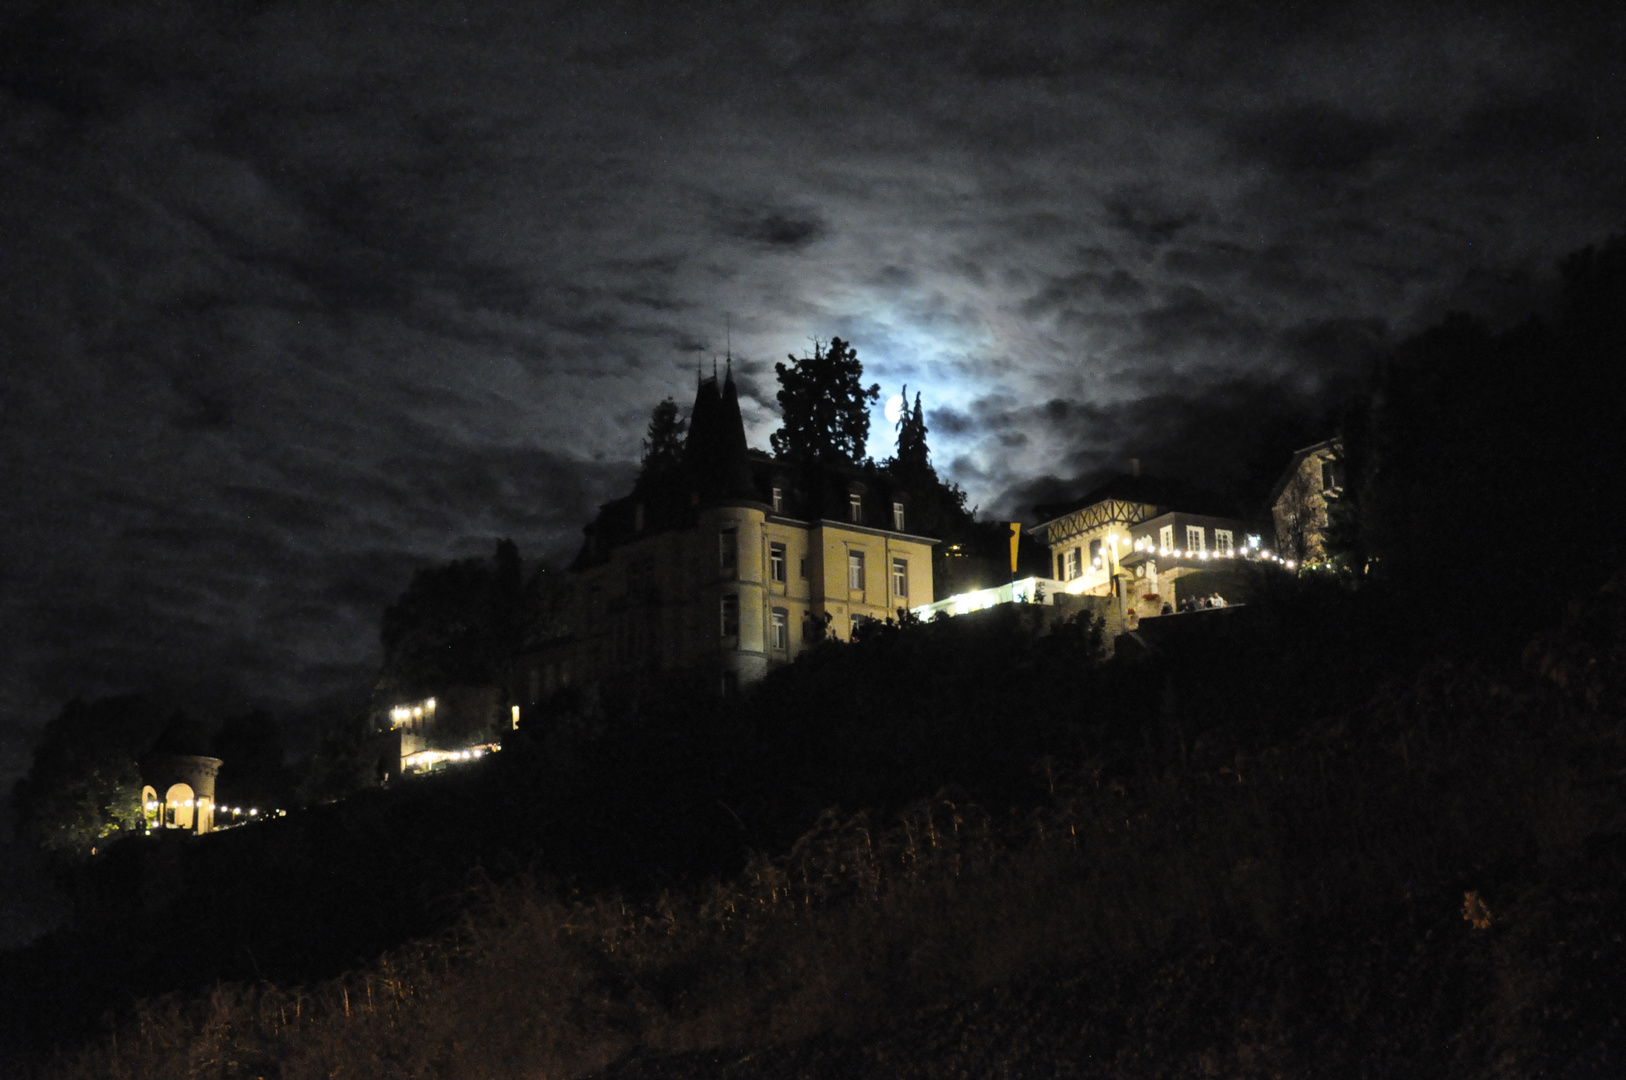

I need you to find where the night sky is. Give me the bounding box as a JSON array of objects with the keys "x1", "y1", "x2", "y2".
[{"x1": 2, "y1": 2, "x2": 1622, "y2": 785}]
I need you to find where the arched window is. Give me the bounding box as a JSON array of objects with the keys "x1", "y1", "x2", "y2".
[{"x1": 165, "y1": 783, "x2": 195, "y2": 831}]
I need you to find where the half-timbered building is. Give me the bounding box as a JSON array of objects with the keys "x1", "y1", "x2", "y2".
[{"x1": 1032, "y1": 472, "x2": 1264, "y2": 621}]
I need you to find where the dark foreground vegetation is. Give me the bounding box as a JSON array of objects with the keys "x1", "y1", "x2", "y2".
[
  {"x1": 16, "y1": 579, "x2": 1626, "y2": 1079},
  {"x1": 5, "y1": 237, "x2": 1626, "y2": 1077}
]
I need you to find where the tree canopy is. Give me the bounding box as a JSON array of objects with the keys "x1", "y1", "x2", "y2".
[
  {"x1": 1332, "y1": 234, "x2": 1626, "y2": 648},
  {"x1": 891, "y1": 386, "x2": 930, "y2": 482},
  {"x1": 770, "y1": 337, "x2": 880, "y2": 465},
  {"x1": 11, "y1": 695, "x2": 168, "y2": 865},
  {"x1": 213, "y1": 708, "x2": 294, "y2": 812},
  {"x1": 379, "y1": 539, "x2": 527, "y2": 699},
  {"x1": 637, "y1": 396, "x2": 686, "y2": 490}
]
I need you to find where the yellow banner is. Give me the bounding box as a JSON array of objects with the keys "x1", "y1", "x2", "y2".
[{"x1": 1008, "y1": 522, "x2": 1021, "y2": 574}]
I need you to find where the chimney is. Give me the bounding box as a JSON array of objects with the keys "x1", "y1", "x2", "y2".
[{"x1": 1129, "y1": 457, "x2": 1141, "y2": 477}]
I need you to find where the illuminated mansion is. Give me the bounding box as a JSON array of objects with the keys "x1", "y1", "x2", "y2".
[
  {"x1": 1028, "y1": 472, "x2": 1280, "y2": 624},
  {"x1": 378, "y1": 415, "x2": 1321, "y2": 775},
  {"x1": 513, "y1": 365, "x2": 938, "y2": 699}
]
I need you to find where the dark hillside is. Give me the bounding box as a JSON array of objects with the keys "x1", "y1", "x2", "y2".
[
  {"x1": 0, "y1": 574, "x2": 1423, "y2": 1066},
  {"x1": 33, "y1": 580, "x2": 1626, "y2": 1077}
]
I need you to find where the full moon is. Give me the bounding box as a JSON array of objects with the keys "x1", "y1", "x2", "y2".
[{"x1": 884, "y1": 394, "x2": 905, "y2": 425}]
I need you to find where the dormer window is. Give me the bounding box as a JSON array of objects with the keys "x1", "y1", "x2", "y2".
[
  {"x1": 849, "y1": 493, "x2": 863, "y2": 523},
  {"x1": 892, "y1": 501, "x2": 905, "y2": 531},
  {"x1": 771, "y1": 486, "x2": 784, "y2": 514}
]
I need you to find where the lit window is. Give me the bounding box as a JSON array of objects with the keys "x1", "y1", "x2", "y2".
[
  {"x1": 892, "y1": 501, "x2": 905, "y2": 531},
  {"x1": 771, "y1": 486, "x2": 784, "y2": 513},
  {"x1": 1185, "y1": 525, "x2": 1205, "y2": 553},
  {"x1": 1159, "y1": 524, "x2": 1175, "y2": 551},
  {"x1": 848, "y1": 550, "x2": 866, "y2": 590},
  {"x1": 1247, "y1": 534, "x2": 1261, "y2": 549},
  {"x1": 892, "y1": 556, "x2": 908, "y2": 597},
  {"x1": 770, "y1": 541, "x2": 787, "y2": 583},
  {"x1": 720, "y1": 594, "x2": 739, "y2": 637},
  {"x1": 849, "y1": 493, "x2": 863, "y2": 523},
  {"x1": 770, "y1": 607, "x2": 789, "y2": 650},
  {"x1": 1214, "y1": 529, "x2": 1233, "y2": 555},
  {"x1": 719, "y1": 525, "x2": 738, "y2": 577}
]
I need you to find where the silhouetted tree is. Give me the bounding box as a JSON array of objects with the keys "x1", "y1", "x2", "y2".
[
  {"x1": 298, "y1": 704, "x2": 382, "y2": 803},
  {"x1": 213, "y1": 709, "x2": 294, "y2": 812},
  {"x1": 379, "y1": 540, "x2": 527, "y2": 699},
  {"x1": 892, "y1": 386, "x2": 930, "y2": 481},
  {"x1": 637, "y1": 396, "x2": 686, "y2": 489},
  {"x1": 770, "y1": 337, "x2": 880, "y2": 464},
  {"x1": 10, "y1": 695, "x2": 167, "y2": 865},
  {"x1": 1344, "y1": 234, "x2": 1626, "y2": 648},
  {"x1": 887, "y1": 388, "x2": 968, "y2": 500}
]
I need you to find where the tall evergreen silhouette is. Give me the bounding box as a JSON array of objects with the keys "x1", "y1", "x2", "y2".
[{"x1": 770, "y1": 338, "x2": 880, "y2": 464}]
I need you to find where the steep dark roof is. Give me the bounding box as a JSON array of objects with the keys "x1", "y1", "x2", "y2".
[
  {"x1": 758, "y1": 456, "x2": 931, "y2": 532},
  {"x1": 682, "y1": 366, "x2": 754, "y2": 501},
  {"x1": 575, "y1": 459, "x2": 941, "y2": 573},
  {"x1": 1033, "y1": 473, "x2": 1238, "y2": 525}
]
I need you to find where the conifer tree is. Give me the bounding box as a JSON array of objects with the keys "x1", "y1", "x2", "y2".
[
  {"x1": 770, "y1": 337, "x2": 880, "y2": 464},
  {"x1": 892, "y1": 386, "x2": 931, "y2": 482},
  {"x1": 638, "y1": 397, "x2": 686, "y2": 487}
]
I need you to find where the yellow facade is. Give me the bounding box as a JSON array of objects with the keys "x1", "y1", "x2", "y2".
[
  {"x1": 140, "y1": 753, "x2": 223, "y2": 835},
  {"x1": 538, "y1": 500, "x2": 935, "y2": 693}
]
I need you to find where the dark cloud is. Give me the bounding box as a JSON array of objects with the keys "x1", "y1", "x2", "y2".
[
  {"x1": 1230, "y1": 103, "x2": 1401, "y2": 179},
  {"x1": 969, "y1": 42, "x2": 1069, "y2": 82},
  {"x1": 1449, "y1": 91, "x2": 1590, "y2": 163},
  {"x1": 929, "y1": 406, "x2": 975, "y2": 438},
  {"x1": 1102, "y1": 188, "x2": 1205, "y2": 245},
  {"x1": 991, "y1": 371, "x2": 1345, "y2": 521},
  {"x1": 722, "y1": 208, "x2": 828, "y2": 250}
]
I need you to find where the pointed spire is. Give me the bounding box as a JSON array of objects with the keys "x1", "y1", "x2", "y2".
[{"x1": 686, "y1": 351, "x2": 751, "y2": 501}]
